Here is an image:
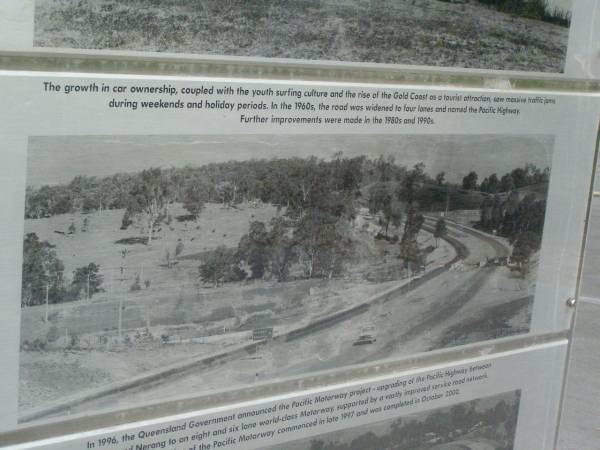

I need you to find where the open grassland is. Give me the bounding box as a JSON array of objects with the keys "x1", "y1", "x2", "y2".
[
  {"x1": 35, "y1": 0, "x2": 569, "y2": 72},
  {"x1": 20, "y1": 203, "x2": 456, "y2": 409}
]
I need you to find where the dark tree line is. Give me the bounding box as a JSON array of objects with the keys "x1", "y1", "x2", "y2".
[
  {"x1": 480, "y1": 191, "x2": 546, "y2": 238},
  {"x1": 480, "y1": 191, "x2": 547, "y2": 274},
  {"x1": 475, "y1": 164, "x2": 550, "y2": 194},
  {"x1": 24, "y1": 156, "x2": 366, "y2": 220},
  {"x1": 308, "y1": 394, "x2": 520, "y2": 450},
  {"x1": 22, "y1": 233, "x2": 65, "y2": 307},
  {"x1": 365, "y1": 162, "x2": 430, "y2": 271},
  {"x1": 24, "y1": 155, "x2": 551, "y2": 292},
  {"x1": 470, "y1": 165, "x2": 550, "y2": 275},
  {"x1": 27, "y1": 157, "x2": 547, "y2": 221},
  {"x1": 199, "y1": 155, "x2": 361, "y2": 285},
  {"x1": 21, "y1": 232, "x2": 104, "y2": 307},
  {"x1": 198, "y1": 158, "x2": 442, "y2": 286}
]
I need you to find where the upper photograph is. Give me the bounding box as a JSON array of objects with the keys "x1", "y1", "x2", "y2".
[{"x1": 34, "y1": 0, "x2": 573, "y2": 73}]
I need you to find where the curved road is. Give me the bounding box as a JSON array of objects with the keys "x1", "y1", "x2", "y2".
[{"x1": 23, "y1": 220, "x2": 516, "y2": 421}]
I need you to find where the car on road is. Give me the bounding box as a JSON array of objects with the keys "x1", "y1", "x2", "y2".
[
  {"x1": 353, "y1": 334, "x2": 377, "y2": 346},
  {"x1": 360, "y1": 324, "x2": 376, "y2": 334}
]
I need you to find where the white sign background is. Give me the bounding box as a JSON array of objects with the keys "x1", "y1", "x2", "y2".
[{"x1": 0, "y1": 72, "x2": 597, "y2": 445}]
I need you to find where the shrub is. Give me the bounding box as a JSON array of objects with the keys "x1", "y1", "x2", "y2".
[
  {"x1": 120, "y1": 210, "x2": 133, "y2": 230},
  {"x1": 199, "y1": 246, "x2": 246, "y2": 287},
  {"x1": 175, "y1": 241, "x2": 184, "y2": 258},
  {"x1": 71, "y1": 263, "x2": 104, "y2": 300},
  {"x1": 130, "y1": 274, "x2": 142, "y2": 291}
]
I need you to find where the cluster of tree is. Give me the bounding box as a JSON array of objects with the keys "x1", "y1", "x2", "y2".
[
  {"x1": 21, "y1": 233, "x2": 65, "y2": 307},
  {"x1": 433, "y1": 217, "x2": 447, "y2": 247},
  {"x1": 199, "y1": 246, "x2": 247, "y2": 287},
  {"x1": 308, "y1": 394, "x2": 519, "y2": 450},
  {"x1": 199, "y1": 155, "x2": 360, "y2": 285},
  {"x1": 475, "y1": 165, "x2": 550, "y2": 276},
  {"x1": 25, "y1": 156, "x2": 550, "y2": 286},
  {"x1": 366, "y1": 163, "x2": 430, "y2": 270},
  {"x1": 198, "y1": 219, "x2": 315, "y2": 288},
  {"x1": 22, "y1": 154, "x2": 458, "y2": 223},
  {"x1": 474, "y1": 0, "x2": 571, "y2": 26},
  {"x1": 21, "y1": 233, "x2": 103, "y2": 307},
  {"x1": 480, "y1": 191, "x2": 546, "y2": 238},
  {"x1": 200, "y1": 159, "x2": 437, "y2": 287},
  {"x1": 367, "y1": 162, "x2": 549, "y2": 217},
  {"x1": 236, "y1": 219, "x2": 296, "y2": 282},
  {"x1": 480, "y1": 190, "x2": 547, "y2": 274},
  {"x1": 202, "y1": 177, "x2": 436, "y2": 287},
  {"x1": 25, "y1": 155, "x2": 365, "y2": 219},
  {"x1": 398, "y1": 205, "x2": 425, "y2": 270},
  {"x1": 467, "y1": 164, "x2": 550, "y2": 194},
  {"x1": 368, "y1": 182, "x2": 402, "y2": 239},
  {"x1": 27, "y1": 155, "x2": 547, "y2": 225},
  {"x1": 25, "y1": 174, "x2": 136, "y2": 219}
]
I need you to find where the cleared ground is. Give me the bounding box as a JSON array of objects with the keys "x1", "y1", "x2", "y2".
[
  {"x1": 19, "y1": 204, "x2": 457, "y2": 411},
  {"x1": 35, "y1": 0, "x2": 569, "y2": 72},
  {"x1": 20, "y1": 219, "x2": 534, "y2": 421}
]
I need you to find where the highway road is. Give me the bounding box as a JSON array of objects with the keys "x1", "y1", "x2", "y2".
[{"x1": 24, "y1": 220, "x2": 529, "y2": 421}]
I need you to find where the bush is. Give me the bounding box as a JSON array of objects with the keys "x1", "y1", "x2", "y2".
[
  {"x1": 115, "y1": 237, "x2": 148, "y2": 245},
  {"x1": 47, "y1": 326, "x2": 60, "y2": 343},
  {"x1": 120, "y1": 210, "x2": 133, "y2": 230},
  {"x1": 71, "y1": 263, "x2": 104, "y2": 300},
  {"x1": 199, "y1": 246, "x2": 246, "y2": 287},
  {"x1": 23, "y1": 337, "x2": 47, "y2": 351},
  {"x1": 67, "y1": 333, "x2": 80, "y2": 349},
  {"x1": 175, "y1": 241, "x2": 184, "y2": 258},
  {"x1": 21, "y1": 233, "x2": 66, "y2": 307},
  {"x1": 130, "y1": 274, "x2": 142, "y2": 291}
]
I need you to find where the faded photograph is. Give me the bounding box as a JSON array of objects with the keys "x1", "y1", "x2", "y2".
[
  {"x1": 34, "y1": 0, "x2": 572, "y2": 73},
  {"x1": 266, "y1": 390, "x2": 521, "y2": 450},
  {"x1": 20, "y1": 135, "x2": 551, "y2": 422}
]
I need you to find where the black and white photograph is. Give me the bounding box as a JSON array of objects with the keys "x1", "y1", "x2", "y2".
[
  {"x1": 265, "y1": 390, "x2": 521, "y2": 450},
  {"x1": 19, "y1": 134, "x2": 551, "y2": 422},
  {"x1": 33, "y1": 0, "x2": 572, "y2": 73}
]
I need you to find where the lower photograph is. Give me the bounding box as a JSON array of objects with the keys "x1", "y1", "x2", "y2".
[{"x1": 266, "y1": 390, "x2": 521, "y2": 450}]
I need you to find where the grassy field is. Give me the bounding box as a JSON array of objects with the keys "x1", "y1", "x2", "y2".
[
  {"x1": 24, "y1": 202, "x2": 278, "y2": 290},
  {"x1": 35, "y1": 0, "x2": 569, "y2": 72},
  {"x1": 19, "y1": 203, "x2": 456, "y2": 410}
]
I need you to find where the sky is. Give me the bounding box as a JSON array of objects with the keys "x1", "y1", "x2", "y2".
[{"x1": 27, "y1": 134, "x2": 554, "y2": 187}]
